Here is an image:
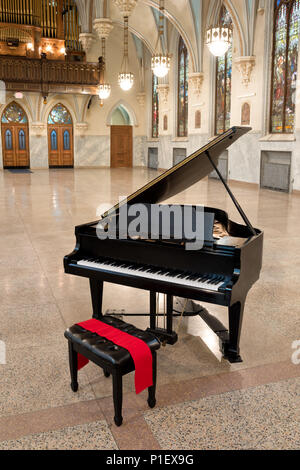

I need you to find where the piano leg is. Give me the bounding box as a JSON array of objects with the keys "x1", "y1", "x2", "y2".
[
  {"x1": 90, "y1": 279, "x2": 104, "y2": 320},
  {"x1": 222, "y1": 300, "x2": 245, "y2": 363},
  {"x1": 167, "y1": 295, "x2": 174, "y2": 335},
  {"x1": 147, "y1": 293, "x2": 178, "y2": 346},
  {"x1": 150, "y1": 291, "x2": 156, "y2": 330}
]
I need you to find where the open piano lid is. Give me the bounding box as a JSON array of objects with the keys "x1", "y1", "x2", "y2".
[{"x1": 102, "y1": 127, "x2": 253, "y2": 232}]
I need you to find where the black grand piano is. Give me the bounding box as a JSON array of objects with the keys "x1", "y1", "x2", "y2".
[{"x1": 64, "y1": 127, "x2": 263, "y2": 363}]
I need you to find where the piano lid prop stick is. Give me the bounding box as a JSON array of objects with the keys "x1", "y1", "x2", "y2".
[{"x1": 205, "y1": 150, "x2": 257, "y2": 237}]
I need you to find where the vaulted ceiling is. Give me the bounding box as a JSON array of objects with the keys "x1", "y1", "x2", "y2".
[{"x1": 75, "y1": 0, "x2": 263, "y2": 72}]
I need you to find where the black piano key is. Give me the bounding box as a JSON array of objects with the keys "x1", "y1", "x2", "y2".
[
  {"x1": 177, "y1": 272, "x2": 189, "y2": 279},
  {"x1": 169, "y1": 271, "x2": 182, "y2": 278}
]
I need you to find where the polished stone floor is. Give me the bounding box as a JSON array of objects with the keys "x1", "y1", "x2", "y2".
[{"x1": 0, "y1": 168, "x2": 299, "y2": 450}]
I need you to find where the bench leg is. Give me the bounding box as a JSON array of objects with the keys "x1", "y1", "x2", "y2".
[
  {"x1": 112, "y1": 372, "x2": 123, "y2": 426},
  {"x1": 148, "y1": 351, "x2": 157, "y2": 409},
  {"x1": 103, "y1": 369, "x2": 110, "y2": 378},
  {"x1": 68, "y1": 341, "x2": 78, "y2": 392}
]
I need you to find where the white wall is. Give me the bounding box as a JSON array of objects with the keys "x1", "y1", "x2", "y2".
[
  {"x1": 1, "y1": 2, "x2": 300, "y2": 192},
  {"x1": 144, "y1": 4, "x2": 300, "y2": 192}
]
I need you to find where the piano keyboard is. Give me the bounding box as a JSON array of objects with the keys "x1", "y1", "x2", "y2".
[{"x1": 77, "y1": 258, "x2": 228, "y2": 292}]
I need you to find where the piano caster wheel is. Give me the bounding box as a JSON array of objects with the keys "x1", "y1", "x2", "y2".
[
  {"x1": 114, "y1": 416, "x2": 123, "y2": 427},
  {"x1": 71, "y1": 382, "x2": 78, "y2": 393},
  {"x1": 148, "y1": 398, "x2": 156, "y2": 409},
  {"x1": 104, "y1": 370, "x2": 110, "y2": 378}
]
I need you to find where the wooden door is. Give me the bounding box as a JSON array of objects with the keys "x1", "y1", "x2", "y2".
[
  {"x1": 111, "y1": 125, "x2": 133, "y2": 168},
  {"x1": 48, "y1": 125, "x2": 74, "y2": 168},
  {"x1": 1, "y1": 123, "x2": 30, "y2": 168}
]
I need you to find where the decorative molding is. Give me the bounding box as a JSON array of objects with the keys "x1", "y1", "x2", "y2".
[
  {"x1": 192, "y1": 102, "x2": 205, "y2": 107},
  {"x1": 79, "y1": 33, "x2": 96, "y2": 53},
  {"x1": 157, "y1": 84, "x2": 169, "y2": 106},
  {"x1": 113, "y1": 0, "x2": 139, "y2": 17},
  {"x1": 189, "y1": 73, "x2": 204, "y2": 98},
  {"x1": 237, "y1": 93, "x2": 256, "y2": 99},
  {"x1": 76, "y1": 122, "x2": 89, "y2": 133},
  {"x1": 31, "y1": 122, "x2": 46, "y2": 135},
  {"x1": 93, "y1": 18, "x2": 114, "y2": 39},
  {"x1": 234, "y1": 56, "x2": 256, "y2": 87},
  {"x1": 136, "y1": 92, "x2": 146, "y2": 107}
]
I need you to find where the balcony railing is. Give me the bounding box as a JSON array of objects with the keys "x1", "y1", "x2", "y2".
[{"x1": 0, "y1": 55, "x2": 100, "y2": 93}]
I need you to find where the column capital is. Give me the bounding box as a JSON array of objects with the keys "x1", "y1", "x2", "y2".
[
  {"x1": 93, "y1": 18, "x2": 114, "y2": 40},
  {"x1": 234, "y1": 56, "x2": 256, "y2": 87}
]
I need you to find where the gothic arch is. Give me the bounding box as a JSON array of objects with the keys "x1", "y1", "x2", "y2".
[
  {"x1": 112, "y1": 20, "x2": 155, "y2": 55},
  {"x1": 144, "y1": 0, "x2": 197, "y2": 72},
  {"x1": 106, "y1": 100, "x2": 138, "y2": 127},
  {"x1": 41, "y1": 96, "x2": 77, "y2": 124},
  {"x1": 206, "y1": 0, "x2": 246, "y2": 56},
  {"x1": 0, "y1": 96, "x2": 33, "y2": 124}
]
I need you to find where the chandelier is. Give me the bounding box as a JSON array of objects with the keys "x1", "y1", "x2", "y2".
[
  {"x1": 99, "y1": 83, "x2": 111, "y2": 100},
  {"x1": 206, "y1": 25, "x2": 232, "y2": 57},
  {"x1": 118, "y1": 16, "x2": 134, "y2": 91},
  {"x1": 99, "y1": 37, "x2": 111, "y2": 102},
  {"x1": 151, "y1": 0, "x2": 170, "y2": 78}
]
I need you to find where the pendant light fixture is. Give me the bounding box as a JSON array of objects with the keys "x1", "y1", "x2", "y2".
[
  {"x1": 119, "y1": 15, "x2": 134, "y2": 91},
  {"x1": 206, "y1": 1, "x2": 232, "y2": 57},
  {"x1": 151, "y1": 0, "x2": 170, "y2": 78},
  {"x1": 99, "y1": 37, "x2": 111, "y2": 103}
]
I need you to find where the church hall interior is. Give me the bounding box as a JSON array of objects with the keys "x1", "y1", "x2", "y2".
[{"x1": 0, "y1": 0, "x2": 299, "y2": 452}]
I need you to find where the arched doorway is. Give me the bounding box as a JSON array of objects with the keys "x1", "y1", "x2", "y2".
[
  {"x1": 1, "y1": 102, "x2": 30, "y2": 168},
  {"x1": 47, "y1": 104, "x2": 74, "y2": 168},
  {"x1": 110, "y1": 105, "x2": 133, "y2": 168}
]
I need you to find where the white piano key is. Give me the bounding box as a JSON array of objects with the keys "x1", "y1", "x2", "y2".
[{"x1": 77, "y1": 259, "x2": 225, "y2": 292}]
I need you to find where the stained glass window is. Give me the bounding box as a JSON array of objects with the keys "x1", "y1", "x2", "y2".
[
  {"x1": 1, "y1": 102, "x2": 28, "y2": 123},
  {"x1": 177, "y1": 37, "x2": 189, "y2": 137},
  {"x1": 19, "y1": 130, "x2": 26, "y2": 150},
  {"x1": 51, "y1": 130, "x2": 57, "y2": 150},
  {"x1": 5, "y1": 130, "x2": 12, "y2": 150},
  {"x1": 271, "y1": 0, "x2": 300, "y2": 133},
  {"x1": 152, "y1": 74, "x2": 159, "y2": 138},
  {"x1": 215, "y1": 6, "x2": 232, "y2": 135},
  {"x1": 63, "y1": 130, "x2": 70, "y2": 150},
  {"x1": 48, "y1": 104, "x2": 72, "y2": 125}
]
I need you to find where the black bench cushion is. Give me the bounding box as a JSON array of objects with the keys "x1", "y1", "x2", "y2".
[{"x1": 64, "y1": 315, "x2": 160, "y2": 369}]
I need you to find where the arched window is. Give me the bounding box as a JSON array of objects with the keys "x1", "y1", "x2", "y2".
[
  {"x1": 195, "y1": 110, "x2": 201, "y2": 129},
  {"x1": 241, "y1": 103, "x2": 251, "y2": 126},
  {"x1": 63, "y1": 130, "x2": 70, "y2": 150},
  {"x1": 163, "y1": 114, "x2": 168, "y2": 131},
  {"x1": 1, "y1": 102, "x2": 28, "y2": 124},
  {"x1": 215, "y1": 6, "x2": 233, "y2": 135},
  {"x1": 19, "y1": 130, "x2": 26, "y2": 150},
  {"x1": 178, "y1": 37, "x2": 189, "y2": 137},
  {"x1": 152, "y1": 73, "x2": 159, "y2": 138},
  {"x1": 48, "y1": 104, "x2": 72, "y2": 125},
  {"x1": 51, "y1": 130, "x2": 58, "y2": 150},
  {"x1": 5, "y1": 130, "x2": 12, "y2": 150},
  {"x1": 271, "y1": 0, "x2": 300, "y2": 134}
]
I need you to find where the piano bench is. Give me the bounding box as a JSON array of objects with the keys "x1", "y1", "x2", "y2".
[{"x1": 64, "y1": 316, "x2": 160, "y2": 427}]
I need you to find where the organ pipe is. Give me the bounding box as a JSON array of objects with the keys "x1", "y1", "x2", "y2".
[{"x1": 0, "y1": 1, "x2": 81, "y2": 51}]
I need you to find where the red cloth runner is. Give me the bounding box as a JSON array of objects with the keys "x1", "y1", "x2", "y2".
[{"x1": 76, "y1": 319, "x2": 153, "y2": 394}]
